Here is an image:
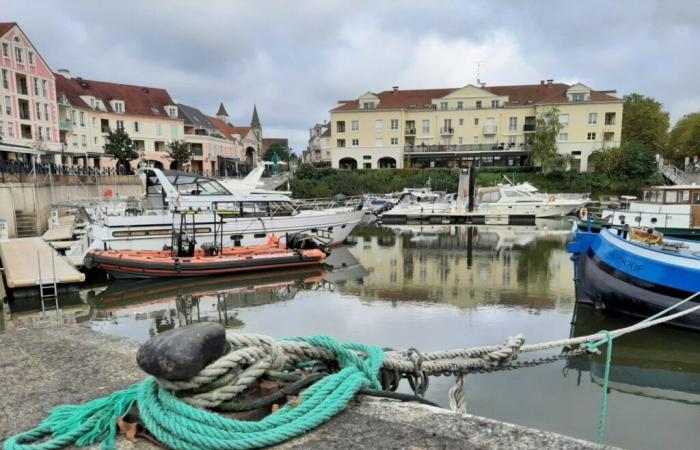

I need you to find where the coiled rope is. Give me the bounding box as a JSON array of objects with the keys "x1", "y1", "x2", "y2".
[{"x1": 5, "y1": 295, "x2": 700, "y2": 450}]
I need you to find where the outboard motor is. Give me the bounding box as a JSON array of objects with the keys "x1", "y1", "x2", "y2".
[
  {"x1": 201, "y1": 242, "x2": 220, "y2": 257},
  {"x1": 287, "y1": 231, "x2": 329, "y2": 254},
  {"x1": 172, "y1": 231, "x2": 196, "y2": 257}
]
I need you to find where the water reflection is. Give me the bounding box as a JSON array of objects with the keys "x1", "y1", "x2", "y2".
[{"x1": 567, "y1": 302, "x2": 700, "y2": 404}]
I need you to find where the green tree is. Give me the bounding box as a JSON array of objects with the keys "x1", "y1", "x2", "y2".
[
  {"x1": 103, "y1": 127, "x2": 137, "y2": 174},
  {"x1": 166, "y1": 140, "x2": 193, "y2": 170},
  {"x1": 589, "y1": 146, "x2": 624, "y2": 177},
  {"x1": 589, "y1": 142, "x2": 657, "y2": 179},
  {"x1": 528, "y1": 107, "x2": 567, "y2": 173},
  {"x1": 263, "y1": 143, "x2": 290, "y2": 162},
  {"x1": 668, "y1": 112, "x2": 700, "y2": 161},
  {"x1": 621, "y1": 93, "x2": 669, "y2": 151}
]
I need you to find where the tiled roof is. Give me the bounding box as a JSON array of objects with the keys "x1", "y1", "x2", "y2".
[
  {"x1": 53, "y1": 73, "x2": 178, "y2": 118},
  {"x1": 179, "y1": 103, "x2": 218, "y2": 131},
  {"x1": 331, "y1": 83, "x2": 621, "y2": 112},
  {"x1": 208, "y1": 117, "x2": 252, "y2": 141},
  {"x1": 216, "y1": 102, "x2": 228, "y2": 116},
  {"x1": 0, "y1": 22, "x2": 18, "y2": 38}
]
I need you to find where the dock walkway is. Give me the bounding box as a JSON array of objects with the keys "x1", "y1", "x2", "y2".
[{"x1": 0, "y1": 237, "x2": 85, "y2": 289}]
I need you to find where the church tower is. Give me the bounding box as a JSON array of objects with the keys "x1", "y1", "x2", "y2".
[
  {"x1": 216, "y1": 102, "x2": 229, "y2": 123},
  {"x1": 251, "y1": 104, "x2": 262, "y2": 143}
]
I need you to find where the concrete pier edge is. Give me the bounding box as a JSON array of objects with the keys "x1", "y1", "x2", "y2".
[{"x1": 0, "y1": 324, "x2": 609, "y2": 449}]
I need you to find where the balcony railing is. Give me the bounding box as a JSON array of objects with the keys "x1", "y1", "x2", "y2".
[
  {"x1": 59, "y1": 119, "x2": 73, "y2": 131},
  {"x1": 440, "y1": 127, "x2": 454, "y2": 135},
  {"x1": 523, "y1": 123, "x2": 536, "y2": 132},
  {"x1": 405, "y1": 128, "x2": 416, "y2": 136},
  {"x1": 404, "y1": 143, "x2": 530, "y2": 153},
  {"x1": 483, "y1": 125, "x2": 497, "y2": 134}
]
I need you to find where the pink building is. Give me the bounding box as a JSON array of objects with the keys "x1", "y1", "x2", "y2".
[{"x1": 0, "y1": 22, "x2": 60, "y2": 162}]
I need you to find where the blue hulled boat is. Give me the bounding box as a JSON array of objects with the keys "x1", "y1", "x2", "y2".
[{"x1": 567, "y1": 227, "x2": 700, "y2": 330}]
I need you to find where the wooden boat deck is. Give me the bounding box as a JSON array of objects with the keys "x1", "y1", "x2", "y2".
[{"x1": 0, "y1": 238, "x2": 85, "y2": 288}]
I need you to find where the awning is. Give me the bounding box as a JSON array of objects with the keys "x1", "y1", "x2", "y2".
[{"x1": 0, "y1": 143, "x2": 44, "y2": 156}]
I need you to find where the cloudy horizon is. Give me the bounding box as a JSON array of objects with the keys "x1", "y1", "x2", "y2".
[{"x1": 4, "y1": 0, "x2": 698, "y2": 153}]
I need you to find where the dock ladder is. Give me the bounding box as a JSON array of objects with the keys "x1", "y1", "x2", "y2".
[{"x1": 36, "y1": 250, "x2": 60, "y2": 315}]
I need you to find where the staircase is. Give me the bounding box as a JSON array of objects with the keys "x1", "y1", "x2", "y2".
[
  {"x1": 661, "y1": 164, "x2": 692, "y2": 185},
  {"x1": 14, "y1": 211, "x2": 37, "y2": 237}
]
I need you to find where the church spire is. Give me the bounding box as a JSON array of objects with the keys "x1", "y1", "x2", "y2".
[
  {"x1": 251, "y1": 104, "x2": 261, "y2": 130},
  {"x1": 216, "y1": 102, "x2": 229, "y2": 122}
]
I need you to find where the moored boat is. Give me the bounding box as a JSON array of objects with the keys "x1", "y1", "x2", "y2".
[{"x1": 567, "y1": 227, "x2": 700, "y2": 330}]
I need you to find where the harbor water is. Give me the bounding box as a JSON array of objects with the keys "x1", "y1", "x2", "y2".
[{"x1": 2, "y1": 220, "x2": 699, "y2": 449}]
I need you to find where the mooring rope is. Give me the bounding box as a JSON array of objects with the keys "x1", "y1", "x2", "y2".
[{"x1": 5, "y1": 293, "x2": 700, "y2": 450}]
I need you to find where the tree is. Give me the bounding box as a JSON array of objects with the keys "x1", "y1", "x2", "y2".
[
  {"x1": 621, "y1": 93, "x2": 669, "y2": 151},
  {"x1": 589, "y1": 142, "x2": 656, "y2": 179},
  {"x1": 263, "y1": 143, "x2": 290, "y2": 162},
  {"x1": 528, "y1": 107, "x2": 567, "y2": 173},
  {"x1": 589, "y1": 146, "x2": 624, "y2": 177},
  {"x1": 103, "y1": 128, "x2": 137, "y2": 174},
  {"x1": 668, "y1": 112, "x2": 700, "y2": 161},
  {"x1": 166, "y1": 140, "x2": 193, "y2": 170}
]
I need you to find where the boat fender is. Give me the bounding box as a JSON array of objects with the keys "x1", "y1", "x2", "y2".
[
  {"x1": 175, "y1": 258, "x2": 181, "y2": 272},
  {"x1": 548, "y1": 195, "x2": 556, "y2": 203},
  {"x1": 579, "y1": 207, "x2": 588, "y2": 221}
]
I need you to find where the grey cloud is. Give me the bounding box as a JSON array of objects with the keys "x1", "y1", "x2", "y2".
[{"x1": 5, "y1": 0, "x2": 699, "y2": 153}]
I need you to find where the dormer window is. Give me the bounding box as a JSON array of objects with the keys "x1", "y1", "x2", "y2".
[
  {"x1": 165, "y1": 105, "x2": 178, "y2": 118},
  {"x1": 362, "y1": 102, "x2": 376, "y2": 110},
  {"x1": 111, "y1": 100, "x2": 125, "y2": 113},
  {"x1": 572, "y1": 93, "x2": 585, "y2": 102}
]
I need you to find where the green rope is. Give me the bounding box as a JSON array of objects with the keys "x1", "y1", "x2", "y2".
[
  {"x1": 586, "y1": 330, "x2": 612, "y2": 444},
  {"x1": 3, "y1": 335, "x2": 384, "y2": 450}
]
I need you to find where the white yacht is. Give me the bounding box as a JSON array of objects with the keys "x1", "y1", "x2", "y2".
[
  {"x1": 382, "y1": 187, "x2": 454, "y2": 216},
  {"x1": 474, "y1": 182, "x2": 589, "y2": 218},
  {"x1": 67, "y1": 169, "x2": 365, "y2": 258}
]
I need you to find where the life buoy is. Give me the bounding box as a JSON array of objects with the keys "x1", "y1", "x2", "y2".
[
  {"x1": 579, "y1": 207, "x2": 588, "y2": 221},
  {"x1": 548, "y1": 195, "x2": 556, "y2": 203}
]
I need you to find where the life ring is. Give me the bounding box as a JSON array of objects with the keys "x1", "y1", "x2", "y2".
[
  {"x1": 548, "y1": 195, "x2": 556, "y2": 203},
  {"x1": 579, "y1": 207, "x2": 588, "y2": 221}
]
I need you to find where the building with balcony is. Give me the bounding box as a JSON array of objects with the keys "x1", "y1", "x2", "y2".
[
  {"x1": 54, "y1": 70, "x2": 184, "y2": 169},
  {"x1": 0, "y1": 23, "x2": 60, "y2": 162},
  {"x1": 327, "y1": 81, "x2": 623, "y2": 171},
  {"x1": 304, "y1": 122, "x2": 332, "y2": 166}
]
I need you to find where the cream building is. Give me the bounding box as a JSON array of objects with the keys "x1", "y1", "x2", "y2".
[
  {"x1": 304, "y1": 122, "x2": 332, "y2": 165},
  {"x1": 328, "y1": 81, "x2": 623, "y2": 172},
  {"x1": 54, "y1": 69, "x2": 184, "y2": 170}
]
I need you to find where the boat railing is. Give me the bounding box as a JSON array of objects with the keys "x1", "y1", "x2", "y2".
[
  {"x1": 595, "y1": 209, "x2": 693, "y2": 228},
  {"x1": 293, "y1": 196, "x2": 365, "y2": 211}
]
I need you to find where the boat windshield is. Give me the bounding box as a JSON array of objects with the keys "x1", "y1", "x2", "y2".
[{"x1": 166, "y1": 174, "x2": 231, "y2": 196}]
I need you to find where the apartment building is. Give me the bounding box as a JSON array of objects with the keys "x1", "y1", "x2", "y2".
[
  {"x1": 54, "y1": 70, "x2": 184, "y2": 169},
  {"x1": 328, "y1": 81, "x2": 623, "y2": 171},
  {"x1": 0, "y1": 23, "x2": 60, "y2": 161},
  {"x1": 304, "y1": 122, "x2": 332, "y2": 166}
]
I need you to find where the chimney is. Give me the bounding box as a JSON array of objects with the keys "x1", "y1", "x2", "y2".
[
  {"x1": 392, "y1": 86, "x2": 399, "y2": 92},
  {"x1": 540, "y1": 80, "x2": 545, "y2": 85},
  {"x1": 546, "y1": 79, "x2": 553, "y2": 84},
  {"x1": 57, "y1": 69, "x2": 72, "y2": 79}
]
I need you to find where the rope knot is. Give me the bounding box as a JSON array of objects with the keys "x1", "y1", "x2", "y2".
[{"x1": 481, "y1": 334, "x2": 525, "y2": 367}]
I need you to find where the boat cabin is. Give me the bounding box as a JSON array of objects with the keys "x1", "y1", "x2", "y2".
[{"x1": 608, "y1": 185, "x2": 700, "y2": 229}]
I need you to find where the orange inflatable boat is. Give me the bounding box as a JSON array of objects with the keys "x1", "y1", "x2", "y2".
[{"x1": 84, "y1": 235, "x2": 329, "y2": 279}]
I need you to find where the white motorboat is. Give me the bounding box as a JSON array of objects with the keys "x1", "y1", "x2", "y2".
[
  {"x1": 381, "y1": 187, "x2": 454, "y2": 217},
  {"x1": 66, "y1": 169, "x2": 365, "y2": 258},
  {"x1": 474, "y1": 181, "x2": 589, "y2": 218}
]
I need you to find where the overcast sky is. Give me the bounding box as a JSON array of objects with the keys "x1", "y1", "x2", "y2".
[{"x1": 5, "y1": 0, "x2": 699, "y2": 153}]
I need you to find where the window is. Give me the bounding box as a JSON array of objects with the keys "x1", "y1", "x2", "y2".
[
  {"x1": 42, "y1": 80, "x2": 48, "y2": 98},
  {"x1": 458, "y1": 118, "x2": 464, "y2": 127},
  {"x1": 134, "y1": 121, "x2": 139, "y2": 133},
  {"x1": 38, "y1": 127, "x2": 43, "y2": 140},
  {"x1": 458, "y1": 137, "x2": 463, "y2": 144},
  {"x1": 491, "y1": 100, "x2": 500, "y2": 108},
  {"x1": 336, "y1": 121, "x2": 345, "y2": 133},
  {"x1": 390, "y1": 137, "x2": 399, "y2": 145},
  {"x1": 587, "y1": 132, "x2": 596, "y2": 141},
  {"x1": 44, "y1": 104, "x2": 49, "y2": 121},
  {"x1": 588, "y1": 113, "x2": 597, "y2": 125},
  {"x1": 351, "y1": 120, "x2": 359, "y2": 131},
  {"x1": 0, "y1": 121, "x2": 3, "y2": 137},
  {"x1": 507, "y1": 135, "x2": 517, "y2": 146},
  {"x1": 166, "y1": 106, "x2": 177, "y2": 118},
  {"x1": 1, "y1": 69, "x2": 8, "y2": 89},
  {"x1": 605, "y1": 112, "x2": 616, "y2": 125},
  {"x1": 473, "y1": 136, "x2": 478, "y2": 144},
  {"x1": 572, "y1": 93, "x2": 585, "y2": 102},
  {"x1": 1, "y1": 43, "x2": 8, "y2": 58},
  {"x1": 476, "y1": 101, "x2": 482, "y2": 109},
  {"x1": 473, "y1": 118, "x2": 479, "y2": 126},
  {"x1": 440, "y1": 101, "x2": 448, "y2": 110},
  {"x1": 375, "y1": 120, "x2": 384, "y2": 132},
  {"x1": 336, "y1": 139, "x2": 345, "y2": 147},
  {"x1": 7, "y1": 121, "x2": 14, "y2": 137},
  {"x1": 79, "y1": 111, "x2": 85, "y2": 127},
  {"x1": 559, "y1": 132, "x2": 568, "y2": 141},
  {"x1": 116, "y1": 120, "x2": 124, "y2": 130},
  {"x1": 33, "y1": 78, "x2": 39, "y2": 96},
  {"x1": 351, "y1": 138, "x2": 359, "y2": 146},
  {"x1": 114, "y1": 102, "x2": 124, "y2": 113},
  {"x1": 156, "y1": 123, "x2": 162, "y2": 136},
  {"x1": 5, "y1": 95, "x2": 11, "y2": 115},
  {"x1": 362, "y1": 102, "x2": 375, "y2": 109},
  {"x1": 457, "y1": 101, "x2": 463, "y2": 110},
  {"x1": 375, "y1": 138, "x2": 383, "y2": 147},
  {"x1": 508, "y1": 117, "x2": 517, "y2": 131},
  {"x1": 14, "y1": 47, "x2": 23, "y2": 63},
  {"x1": 28, "y1": 51, "x2": 35, "y2": 65},
  {"x1": 390, "y1": 119, "x2": 399, "y2": 130},
  {"x1": 94, "y1": 136, "x2": 98, "y2": 145},
  {"x1": 81, "y1": 135, "x2": 87, "y2": 147},
  {"x1": 559, "y1": 114, "x2": 569, "y2": 126},
  {"x1": 71, "y1": 110, "x2": 76, "y2": 125},
  {"x1": 421, "y1": 119, "x2": 430, "y2": 135}
]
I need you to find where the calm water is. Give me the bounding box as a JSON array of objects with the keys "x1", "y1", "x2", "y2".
[{"x1": 2, "y1": 221, "x2": 699, "y2": 449}]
